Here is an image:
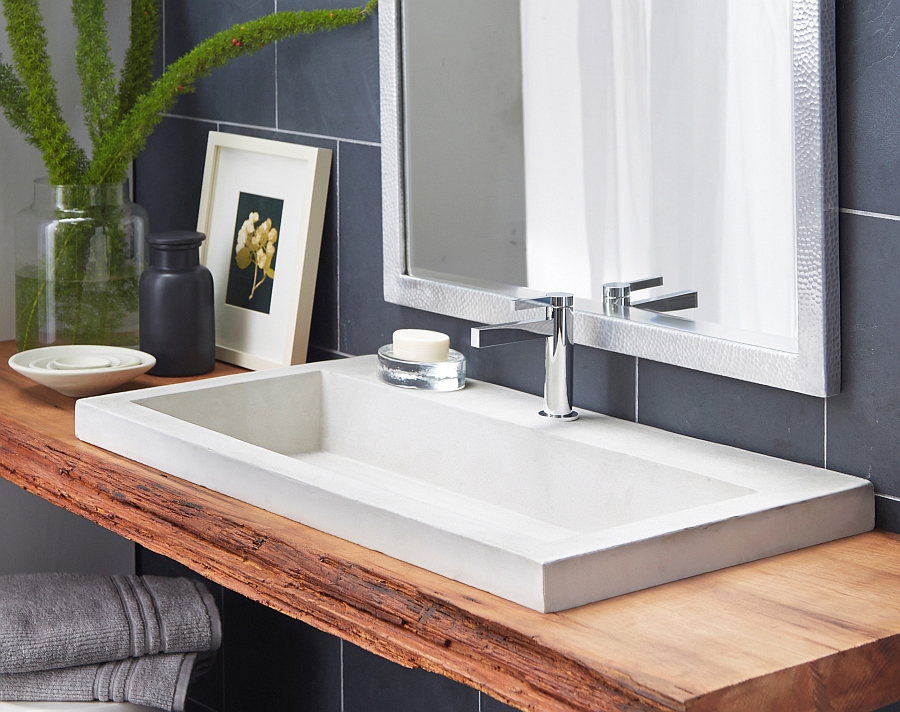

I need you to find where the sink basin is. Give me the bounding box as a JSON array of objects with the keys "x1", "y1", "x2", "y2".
[{"x1": 75, "y1": 356, "x2": 873, "y2": 612}]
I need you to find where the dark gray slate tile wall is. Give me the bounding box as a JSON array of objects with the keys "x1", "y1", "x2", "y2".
[
  {"x1": 133, "y1": 1, "x2": 900, "y2": 711},
  {"x1": 343, "y1": 643, "x2": 479, "y2": 712}
]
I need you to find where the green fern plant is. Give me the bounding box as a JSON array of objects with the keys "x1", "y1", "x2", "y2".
[
  {"x1": 1, "y1": 0, "x2": 377, "y2": 350},
  {"x1": 0, "y1": 0, "x2": 378, "y2": 184}
]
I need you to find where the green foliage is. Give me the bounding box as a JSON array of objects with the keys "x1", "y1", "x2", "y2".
[
  {"x1": 73, "y1": 0, "x2": 117, "y2": 149},
  {"x1": 2, "y1": 0, "x2": 87, "y2": 182},
  {"x1": 0, "y1": 61, "x2": 33, "y2": 142},
  {"x1": 90, "y1": 0, "x2": 378, "y2": 183},
  {"x1": 0, "y1": 0, "x2": 378, "y2": 184},
  {"x1": 115, "y1": 0, "x2": 159, "y2": 124},
  {"x1": 3, "y1": 0, "x2": 377, "y2": 349}
]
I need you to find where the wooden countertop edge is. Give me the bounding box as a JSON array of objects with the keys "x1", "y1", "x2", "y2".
[
  {"x1": 687, "y1": 635, "x2": 900, "y2": 712},
  {"x1": 1, "y1": 374, "x2": 899, "y2": 712},
  {"x1": 0, "y1": 408, "x2": 679, "y2": 712}
]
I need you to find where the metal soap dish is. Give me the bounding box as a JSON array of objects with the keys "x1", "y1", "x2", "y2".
[{"x1": 376, "y1": 345, "x2": 466, "y2": 391}]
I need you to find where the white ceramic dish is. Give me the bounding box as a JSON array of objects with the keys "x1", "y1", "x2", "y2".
[{"x1": 9, "y1": 345, "x2": 156, "y2": 398}]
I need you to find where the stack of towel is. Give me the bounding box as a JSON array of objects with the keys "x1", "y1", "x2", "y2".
[{"x1": 0, "y1": 574, "x2": 222, "y2": 712}]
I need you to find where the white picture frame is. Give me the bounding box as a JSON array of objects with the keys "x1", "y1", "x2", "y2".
[{"x1": 197, "y1": 131, "x2": 331, "y2": 370}]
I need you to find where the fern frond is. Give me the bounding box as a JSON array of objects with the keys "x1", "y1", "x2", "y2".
[
  {"x1": 0, "y1": 0, "x2": 377, "y2": 185},
  {"x1": 87, "y1": 1, "x2": 378, "y2": 184},
  {"x1": 115, "y1": 0, "x2": 158, "y2": 123},
  {"x1": 72, "y1": 0, "x2": 118, "y2": 149},
  {"x1": 0, "y1": 60, "x2": 35, "y2": 142},
  {"x1": 2, "y1": 0, "x2": 87, "y2": 183}
]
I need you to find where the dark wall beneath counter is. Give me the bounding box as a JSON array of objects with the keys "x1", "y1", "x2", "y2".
[{"x1": 133, "y1": 1, "x2": 900, "y2": 711}]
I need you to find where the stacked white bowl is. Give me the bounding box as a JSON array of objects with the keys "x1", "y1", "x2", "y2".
[{"x1": 8, "y1": 346, "x2": 156, "y2": 398}]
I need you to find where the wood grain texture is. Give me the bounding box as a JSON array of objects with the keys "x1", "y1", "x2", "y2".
[{"x1": 0, "y1": 340, "x2": 898, "y2": 712}]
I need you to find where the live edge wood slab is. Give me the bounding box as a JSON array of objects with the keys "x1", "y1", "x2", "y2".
[{"x1": 0, "y1": 340, "x2": 899, "y2": 712}]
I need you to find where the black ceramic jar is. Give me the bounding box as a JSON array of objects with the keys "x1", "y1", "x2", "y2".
[{"x1": 140, "y1": 231, "x2": 215, "y2": 376}]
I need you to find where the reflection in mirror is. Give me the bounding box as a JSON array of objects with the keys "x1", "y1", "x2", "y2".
[{"x1": 403, "y1": 0, "x2": 798, "y2": 349}]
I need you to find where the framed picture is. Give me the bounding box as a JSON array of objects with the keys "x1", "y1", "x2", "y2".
[{"x1": 197, "y1": 131, "x2": 331, "y2": 370}]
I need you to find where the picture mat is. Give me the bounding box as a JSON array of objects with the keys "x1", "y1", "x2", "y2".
[{"x1": 205, "y1": 146, "x2": 311, "y2": 366}]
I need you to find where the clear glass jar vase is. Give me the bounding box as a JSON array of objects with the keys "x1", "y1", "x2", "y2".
[{"x1": 14, "y1": 179, "x2": 148, "y2": 351}]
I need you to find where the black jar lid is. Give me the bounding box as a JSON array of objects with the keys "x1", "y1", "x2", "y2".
[{"x1": 147, "y1": 231, "x2": 206, "y2": 249}]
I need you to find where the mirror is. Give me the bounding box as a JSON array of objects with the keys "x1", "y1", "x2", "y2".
[{"x1": 380, "y1": 0, "x2": 839, "y2": 396}]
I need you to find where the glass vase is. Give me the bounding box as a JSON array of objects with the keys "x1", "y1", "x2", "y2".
[{"x1": 14, "y1": 179, "x2": 148, "y2": 351}]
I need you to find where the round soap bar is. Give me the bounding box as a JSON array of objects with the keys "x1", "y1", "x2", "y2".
[{"x1": 392, "y1": 329, "x2": 450, "y2": 362}]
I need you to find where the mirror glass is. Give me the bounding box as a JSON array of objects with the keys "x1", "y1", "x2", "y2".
[{"x1": 403, "y1": 0, "x2": 798, "y2": 351}]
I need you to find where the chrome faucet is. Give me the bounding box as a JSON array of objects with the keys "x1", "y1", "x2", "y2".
[
  {"x1": 603, "y1": 276, "x2": 698, "y2": 314},
  {"x1": 471, "y1": 293, "x2": 578, "y2": 421}
]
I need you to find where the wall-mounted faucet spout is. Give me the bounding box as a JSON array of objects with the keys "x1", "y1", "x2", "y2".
[{"x1": 471, "y1": 293, "x2": 578, "y2": 421}]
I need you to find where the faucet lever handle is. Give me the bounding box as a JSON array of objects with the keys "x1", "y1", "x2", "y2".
[
  {"x1": 513, "y1": 292, "x2": 574, "y2": 311},
  {"x1": 628, "y1": 276, "x2": 664, "y2": 292}
]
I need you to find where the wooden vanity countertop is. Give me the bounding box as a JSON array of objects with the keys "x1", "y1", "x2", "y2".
[{"x1": 0, "y1": 340, "x2": 898, "y2": 712}]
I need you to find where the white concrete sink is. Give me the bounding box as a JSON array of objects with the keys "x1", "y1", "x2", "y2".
[{"x1": 75, "y1": 356, "x2": 873, "y2": 612}]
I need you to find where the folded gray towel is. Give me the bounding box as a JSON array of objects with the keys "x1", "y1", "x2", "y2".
[
  {"x1": 0, "y1": 653, "x2": 200, "y2": 712},
  {"x1": 0, "y1": 574, "x2": 222, "y2": 674}
]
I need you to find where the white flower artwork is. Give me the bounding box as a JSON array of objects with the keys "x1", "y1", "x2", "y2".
[
  {"x1": 225, "y1": 192, "x2": 285, "y2": 315},
  {"x1": 234, "y1": 211, "x2": 279, "y2": 300}
]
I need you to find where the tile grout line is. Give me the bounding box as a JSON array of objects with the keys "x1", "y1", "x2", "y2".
[
  {"x1": 336, "y1": 141, "x2": 342, "y2": 353},
  {"x1": 165, "y1": 113, "x2": 218, "y2": 127},
  {"x1": 478, "y1": 691, "x2": 483, "y2": 711},
  {"x1": 634, "y1": 357, "x2": 639, "y2": 423},
  {"x1": 273, "y1": 0, "x2": 279, "y2": 131},
  {"x1": 219, "y1": 588, "x2": 225, "y2": 712},
  {"x1": 840, "y1": 207, "x2": 900, "y2": 222},
  {"x1": 310, "y1": 344, "x2": 354, "y2": 359},
  {"x1": 274, "y1": 42, "x2": 279, "y2": 129},
  {"x1": 340, "y1": 638, "x2": 345, "y2": 712},
  {"x1": 161, "y1": 0, "x2": 166, "y2": 68},
  {"x1": 163, "y1": 113, "x2": 382, "y2": 147}
]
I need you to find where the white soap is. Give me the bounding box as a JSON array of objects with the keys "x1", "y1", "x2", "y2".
[{"x1": 392, "y1": 329, "x2": 450, "y2": 362}]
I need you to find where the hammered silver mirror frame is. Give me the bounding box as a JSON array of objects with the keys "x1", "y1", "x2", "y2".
[{"x1": 380, "y1": 0, "x2": 840, "y2": 397}]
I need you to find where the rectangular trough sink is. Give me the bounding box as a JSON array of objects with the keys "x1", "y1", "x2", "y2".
[{"x1": 75, "y1": 356, "x2": 873, "y2": 612}]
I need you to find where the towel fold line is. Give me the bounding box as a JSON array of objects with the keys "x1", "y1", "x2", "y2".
[
  {"x1": 139, "y1": 575, "x2": 166, "y2": 655},
  {"x1": 110, "y1": 576, "x2": 143, "y2": 659},
  {"x1": 126, "y1": 575, "x2": 163, "y2": 656},
  {"x1": 139, "y1": 576, "x2": 167, "y2": 655},
  {"x1": 110, "y1": 657, "x2": 130, "y2": 703}
]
